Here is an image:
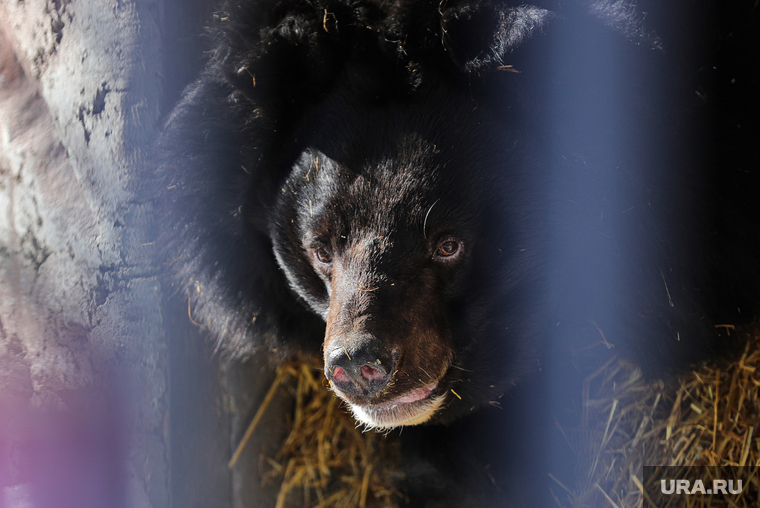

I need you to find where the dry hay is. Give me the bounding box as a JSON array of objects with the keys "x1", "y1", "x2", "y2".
[
  {"x1": 565, "y1": 327, "x2": 760, "y2": 507},
  {"x1": 232, "y1": 329, "x2": 760, "y2": 508},
  {"x1": 231, "y1": 357, "x2": 404, "y2": 508}
]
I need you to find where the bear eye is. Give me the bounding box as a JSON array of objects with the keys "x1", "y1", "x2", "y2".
[
  {"x1": 315, "y1": 247, "x2": 333, "y2": 264},
  {"x1": 436, "y1": 240, "x2": 461, "y2": 258}
]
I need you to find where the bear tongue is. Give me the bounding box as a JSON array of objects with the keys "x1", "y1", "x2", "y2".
[{"x1": 391, "y1": 383, "x2": 437, "y2": 404}]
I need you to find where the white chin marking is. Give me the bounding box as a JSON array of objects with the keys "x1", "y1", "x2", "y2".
[{"x1": 348, "y1": 394, "x2": 446, "y2": 430}]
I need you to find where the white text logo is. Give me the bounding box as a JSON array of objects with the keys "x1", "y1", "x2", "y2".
[{"x1": 660, "y1": 479, "x2": 742, "y2": 495}]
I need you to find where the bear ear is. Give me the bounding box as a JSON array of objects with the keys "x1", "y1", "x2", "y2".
[
  {"x1": 209, "y1": 1, "x2": 360, "y2": 114},
  {"x1": 440, "y1": 2, "x2": 555, "y2": 74},
  {"x1": 436, "y1": 0, "x2": 662, "y2": 74}
]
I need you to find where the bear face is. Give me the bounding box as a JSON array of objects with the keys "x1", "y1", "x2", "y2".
[{"x1": 267, "y1": 80, "x2": 546, "y2": 427}]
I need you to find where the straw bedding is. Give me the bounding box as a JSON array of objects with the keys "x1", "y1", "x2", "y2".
[
  {"x1": 566, "y1": 326, "x2": 760, "y2": 507},
  {"x1": 232, "y1": 358, "x2": 404, "y2": 508},
  {"x1": 234, "y1": 327, "x2": 760, "y2": 507}
]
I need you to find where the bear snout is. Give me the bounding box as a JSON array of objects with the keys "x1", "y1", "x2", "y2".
[{"x1": 324, "y1": 337, "x2": 397, "y2": 398}]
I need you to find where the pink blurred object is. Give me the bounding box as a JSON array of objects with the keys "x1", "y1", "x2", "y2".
[{"x1": 1, "y1": 374, "x2": 126, "y2": 508}]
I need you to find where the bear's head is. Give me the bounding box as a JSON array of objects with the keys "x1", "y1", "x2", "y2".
[{"x1": 268, "y1": 80, "x2": 546, "y2": 427}]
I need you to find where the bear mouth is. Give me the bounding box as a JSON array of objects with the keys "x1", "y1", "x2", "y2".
[{"x1": 339, "y1": 381, "x2": 446, "y2": 430}]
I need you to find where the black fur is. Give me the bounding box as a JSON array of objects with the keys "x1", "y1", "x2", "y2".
[{"x1": 156, "y1": 0, "x2": 760, "y2": 505}]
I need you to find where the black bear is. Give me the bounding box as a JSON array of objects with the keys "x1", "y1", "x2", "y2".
[{"x1": 156, "y1": 0, "x2": 760, "y2": 505}]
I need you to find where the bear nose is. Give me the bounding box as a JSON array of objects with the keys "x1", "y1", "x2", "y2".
[{"x1": 325, "y1": 338, "x2": 395, "y2": 397}]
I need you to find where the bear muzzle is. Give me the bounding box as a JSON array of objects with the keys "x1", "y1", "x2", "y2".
[
  {"x1": 324, "y1": 337, "x2": 397, "y2": 398},
  {"x1": 324, "y1": 336, "x2": 448, "y2": 429}
]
